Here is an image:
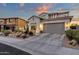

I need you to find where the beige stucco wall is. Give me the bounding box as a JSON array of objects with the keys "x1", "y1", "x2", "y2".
[{"x1": 17, "y1": 19, "x2": 27, "y2": 31}]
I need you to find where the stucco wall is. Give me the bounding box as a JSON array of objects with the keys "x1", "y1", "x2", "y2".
[
  {"x1": 28, "y1": 16, "x2": 40, "y2": 32},
  {"x1": 17, "y1": 19, "x2": 27, "y2": 31}
]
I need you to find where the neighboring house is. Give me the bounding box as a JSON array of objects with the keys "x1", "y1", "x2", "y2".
[
  {"x1": 0, "y1": 17, "x2": 28, "y2": 32},
  {"x1": 28, "y1": 15, "x2": 44, "y2": 34},
  {"x1": 39, "y1": 11, "x2": 73, "y2": 34},
  {"x1": 65, "y1": 18, "x2": 79, "y2": 30},
  {"x1": 71, "y1": 18, "x2": 79, "y2": 25}
]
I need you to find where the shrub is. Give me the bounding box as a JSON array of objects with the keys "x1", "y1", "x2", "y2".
[
  {"x1": 73, "y1": 31, "x2": 79, "y2": 44},
  {"x1": 16, "y1": 32, "x2": 22, "y2": 37},
  {"x1": 14, "y1": 30, "x2": 18, "y2": 33},
  {"x1": 29, "y1": 31, "x2": 33, "y2": 36},
  {"x1": 40, "y1": 31, "x2": 43, "y2": 33},
  {"x1": 65, "y1": 30, "x2": 75, "y2": 40},
  {"x1": 70, "y1": 26, "x2": 76, "y2": 29},
  {"x1": 3, "y1": 30, "x2": 11, "y2": 36},
  {"x1": 21, "y1": 33, "x2": 27, "y2": 39},
  {"x1": 65, "y1": 30, "x2": 79, "y2": 44},
  {"x1": 24, "y1": 30, "x2": 29, "y2": 34}
]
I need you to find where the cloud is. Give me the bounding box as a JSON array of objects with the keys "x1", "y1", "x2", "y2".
[
  {"x1": 56, "y1": 8, "x2": 67, "y2": 12},
  {"x1": 70, "y1": 9, "x2": 79, "y2": 18},
  {"x1": 19, "y1": 7, "x2": 25, "y2": 13},
  {"x1": 69, "y1": 3, "x2": 79, "y2": 10},
  {"x1": 19, "y1": 3, "x2": 25, "y2": 7},
  {"x1": 19, "y1": 3, "x2": 25, "y2": 13},
  {"x1": 55, "y1": 4, "x2": 79, "y2": 12},
  {"x1": 2, "y1": 3, "x2": 7, "y2": 6},
  {"x1": 36, "y1": 3, "x2": 53, "y2": 14},
  {"x1": 68, "y1": 4, "x2": 79, "y2": 18}
]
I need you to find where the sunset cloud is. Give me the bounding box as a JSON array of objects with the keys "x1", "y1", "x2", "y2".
[{"x1": 36, "y1": 3, "x2": 53, "y2": 14}]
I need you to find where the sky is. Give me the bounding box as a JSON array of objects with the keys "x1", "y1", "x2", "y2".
[{"x1": 0, "y1": 3, "x2": 79, "y2": 20}]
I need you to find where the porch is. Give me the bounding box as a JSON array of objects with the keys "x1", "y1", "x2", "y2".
[{"x1": 0, "y1": 24, "x2": 16, "y2": 32}]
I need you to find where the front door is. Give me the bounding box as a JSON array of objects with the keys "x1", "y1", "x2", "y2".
[{"x1": 31, "y1": 25, "x2": 36, "y2": 33}]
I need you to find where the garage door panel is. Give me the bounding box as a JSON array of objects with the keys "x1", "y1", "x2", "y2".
[{"x1": 43, "y1": 23, "x2": 65, "y2": 34}]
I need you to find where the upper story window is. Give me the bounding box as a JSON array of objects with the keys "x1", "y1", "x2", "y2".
[
  {"x1": 0, "y1": 19, "x2": 4, "y2": 23},
  {"x1": 48, "y1": 12, "x2": 69, "y2": 19},
  {"x1": 0, "y1": 19, "x2": 4, "y2": 24},
  {"x1": 7, "y1": 18, "x2": 16, "y2": 24},
  {"x1": 39, "y1": 11, "x2": 69, "y2": 19},
  {"x1": 9, "y1": 18, "x2": 13, "y2": 23},
  {"x1": 0, "y1": 20, "x2": 4, "y2": 22}
]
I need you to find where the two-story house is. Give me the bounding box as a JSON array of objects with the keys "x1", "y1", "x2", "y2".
[
  {"x1": 39, "y1": 11, "x2": 73, "y2": 34},
  {"x1": 28, "y1": 11, "x2": 73, "y2": 34},
  {"x1": 0, "y1": 17, "x2": 28, "y2": 32}
]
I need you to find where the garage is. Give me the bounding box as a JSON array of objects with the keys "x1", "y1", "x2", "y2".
[{"x1": 43, "y1": 22, "x2": 65, "y2": 34}]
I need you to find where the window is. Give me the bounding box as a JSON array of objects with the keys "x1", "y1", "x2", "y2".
[
  {"x1": 9, "y1": 18, "x2": 13, "y2": 22},
  {"x1": 0, "y1": 20, "x2": 4, "y2": 24},
  {"x1": 7, "y1": 18, "x2": 15, "y2": 23}
]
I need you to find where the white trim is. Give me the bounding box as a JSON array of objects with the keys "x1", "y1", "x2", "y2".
[{"x1": 43, "y1": 20, "x2": 69, "y2": 24}]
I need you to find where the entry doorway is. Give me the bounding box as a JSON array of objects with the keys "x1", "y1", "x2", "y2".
[{"x1": 31, "y1": 25, "x2": 36, "y2": 34}]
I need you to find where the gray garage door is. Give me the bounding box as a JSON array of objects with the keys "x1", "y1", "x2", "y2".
[{"x1": 43, "y1": 22, "x2": 65, "y2": 34}]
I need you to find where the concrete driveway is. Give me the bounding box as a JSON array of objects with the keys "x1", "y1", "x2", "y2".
[{"x1": 0, "y1": 33, "x2": 79, "y2": 55}]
